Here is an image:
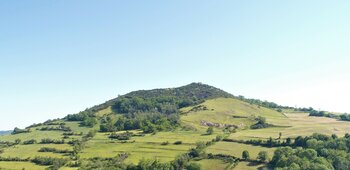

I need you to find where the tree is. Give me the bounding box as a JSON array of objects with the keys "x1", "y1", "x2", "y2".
[
  {"x1": 242, "y1": 150, "x2": 250, "y2": 160},
  {"x1": 257, "y1": 151, "x2": 269, "y2": 163},
  {"x1": 81, "y1": 117, "x2": 97, "y2": 127},
  {"x1": 286, "y1": 137, "x2": 292, "y2": 145},
  {"x1": 331, "y1": 134, "x2": 338, "y2": 139},
  {"x1": 206, "y1": 126, "x2": 214, "y2": 135}
]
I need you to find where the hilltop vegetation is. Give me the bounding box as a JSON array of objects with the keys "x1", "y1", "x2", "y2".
[{"x1": 0, "y1": 83, "x2": 350, "y2": 170}]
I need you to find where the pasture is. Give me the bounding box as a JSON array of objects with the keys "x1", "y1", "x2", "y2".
[
  {"x1": 181, "y1": 98, "x2": 290, "y2": 131},
  {"x1": 80, "y1": 130, "x2": 217, "y2": 164},
  {"x1": 229, "y1": 112, "x2": 350, "y2": 140},
  {"x1": 206, "y1": 142, "x2": 275, "y2": 160},
  {"x1": 193, "y1": 159, "x2": 230, "y2": 170},
  {"x1": 0, "y1": 161, "x2": 47, "y2": 170}
]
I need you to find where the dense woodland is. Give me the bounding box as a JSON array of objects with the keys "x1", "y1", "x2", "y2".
[{"x1": 272, "y1": 133, "x2": 350, "y2": 170}]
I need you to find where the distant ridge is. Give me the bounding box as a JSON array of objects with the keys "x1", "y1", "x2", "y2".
[{"x1": 0, "y1": 130, "x2": 12, "y2": 136}]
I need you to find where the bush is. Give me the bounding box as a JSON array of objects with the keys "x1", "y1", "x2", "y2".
[
  {"x1": 174, "y1": 141, "x2": 182, "y2": 145},
  {"x1": 40, "y1": 138, "x2": 65, "y2": 144},
  {"x1": 0, "y1": 156, "x2": 29, "y2": 162},
  {"x1": 161, "y1": 141, "x2": 169, "y2": 145},
  {"x1": 206, "y1": 126, "x2": 214, "y2": 135},
  {"x1": 23, "y1": 139, "x2": 37, "y2": 145},
  {"x1": 38, "y1": 125, "x2": 71, "y2": 132},
  {"x1": 38, "y1": 147, "x2": 73, "y2": 154},
  {"x1": 250, "y1": 116, "x2": 271, "y2": 129},
  {"x1": 242, "y1": 150, "x2": 250, "y2": 160},
  {"x1": 32, "y1": 156, "x2": 68, "y2": 166},
  {"x1": 257, "y1": 151, "x2": 269, "y2": 163},
  {"x1": 109, "y1": 132, "x2": 133, "y2": 140},
  {"x1": 84, "y1": 130, "x2": 96, "y2": 139}
]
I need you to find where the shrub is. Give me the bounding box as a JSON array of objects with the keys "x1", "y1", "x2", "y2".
[
  {"x1": 206, "y1": 126, "x2": 214, "y2": 135},
  {"x1": 174, "y1": 141, "x2": 182, "y2": 145},
  {"x1": 109, "y1": 132, "x2": 133, "y2": 140},
  {"x1": 40, "y1": 138, "x2": 65, "y2": 144},
  {"x1": 161, "y1": 141, "x2": 169, "y2": 145},
  {"x1": 257, "y1": 151, "x2": 269, "y2": 163},
  {"x1": 23, "y1": 139, "x2": 37, "y2": 145},
  {"x1": 38, "y1": 147, "x2": 73, "y2": 154},
  {"x1": 32, "y1": 156, "x2": 68, "y2": 166},
  {"x1": 242, "y1": 150, "x2": 250, "y2": 160}
]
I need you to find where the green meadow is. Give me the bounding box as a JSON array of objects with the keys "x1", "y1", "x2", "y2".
[
  {"x1": 206, "y1": 141, "x2": 275, "y2": 160},
  {"x1": 0, "y1": 161, "x2": 48, "y2": 170},
  {"x1": 81, "y1": 130, "x2": 217, "y2": 164}
]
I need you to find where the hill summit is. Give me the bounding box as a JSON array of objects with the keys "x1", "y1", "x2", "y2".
[{"x1": 89, "y1": 82, "x2": 234, "y2": 113}]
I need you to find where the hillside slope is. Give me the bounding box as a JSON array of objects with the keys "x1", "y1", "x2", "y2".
[
  {"x1": 1, "y1": 83, "x2": 350, "y2": 170},
  {"x1": 181, "y1": 98, "x2": 290, "y2": 131}
]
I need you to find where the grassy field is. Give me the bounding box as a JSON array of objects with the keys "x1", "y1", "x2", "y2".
[
  {"x1": 0, "y1": 121, "x2": 94, "y2": 143},
  {"x1": 206, "y1": 142, "x2": 275, "y2": 160},
  {"x1": 81, "y1": 130, "x2": 217, "y2": 164},
  {"x1": 95, "y1": 106, "x2": 113, "y2": 117},
  {"x1": 1, "y1": 144, "x2": 72, "y2": 159},
  {"x1": 234, "y1": 161, "x2": 267, "y2": 170},
  {"x1": 192, "y1": 159, "x2": 230, "y2": 170},
  {"x1": 0, "y1": 129, "x2": 63, "y2": 143},
  {"x1": 181, "y1": 98, "x2": 289, "y2": 131},
  {"x1": 229, "y1": 112, "x2": 350, "y2": 140},
  {"x1": 0, "y1": 161, "x2": 47, "y2": 170}
]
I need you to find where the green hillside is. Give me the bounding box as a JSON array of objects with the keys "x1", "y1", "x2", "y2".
[{"x1": 1, "y1": 83, "x2": 350, "y2": 170}]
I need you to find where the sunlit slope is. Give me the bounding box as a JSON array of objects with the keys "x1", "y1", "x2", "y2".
[
  {"x1": 0, "y1": 121, "x2": 94, "y2": 143},
  {"x1": 80, "y1": 130, "x2": 218, "y2": 164},
  {"x1": 180, "y1": 98, "x2": 290, "y2": 130},
  {"x1": 229, "y1": 112, "x2": 350, "y2": 140}
]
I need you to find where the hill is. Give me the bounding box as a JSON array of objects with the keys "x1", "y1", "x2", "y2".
[
  {"x1": 0, "y1": 83, "x2": 349, "y2": 170},
  {"x1": 0, "y1": 131, "x2": 12, "y2": 136},
  {"x1": 88, "y1": 82, "x2": 234, "y2": 113}
]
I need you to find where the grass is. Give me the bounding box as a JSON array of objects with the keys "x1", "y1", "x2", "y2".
[
  {"x1": 1, "y1": 144, "x2": 72, "y2": 159},
  {"x1": 95, "y1": 106, "x2": 113, "y2": 117},
  {"x1": 0, "y1": 161, "x2": 47, "y2": 170},
  {"x1": 64, "y1": 121, "x2": 96, "y2": 134},
  {"x1": 234, "y1": 161, "x2": 268, "y2": 170},
  {"x1": 192, "y1": 159, "x2": 230, "y2": 170},
  {"x1": 0, "y1": 129, "x2": 63, "y2": 143},
  {"x1": 206, "y1": 142, "x2": 275, "y2": 160},
  {"x1": 80, "y1": 130, "x2": 217, "y2": 164},
  {"x1": 229, "y1": 112, "x2": 350, "y2": 140},
  {"x1": 0, "y1": 121, "x2": 97, "y2": 143},
  {"x1": 181, "y1": 98, "x2": 289, "y2": 131}
]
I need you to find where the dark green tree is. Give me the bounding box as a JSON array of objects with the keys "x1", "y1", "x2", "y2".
[
  {"x1": 242, "y1": 150, "x2": 250, "y2": 160},
  {"x1": 206, "y1": 126, "x2": 214, "y2": 135}
]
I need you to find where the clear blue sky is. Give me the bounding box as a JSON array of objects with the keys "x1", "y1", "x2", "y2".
[{"x1": 1, "y1": 1, "x2": 350, "y2": 130}]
